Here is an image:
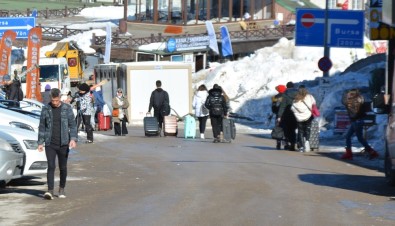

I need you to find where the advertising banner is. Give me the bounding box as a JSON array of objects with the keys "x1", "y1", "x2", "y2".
[
  {"x1": 0, "y1": 30, "x2": 16, "y2": 85},
  {"x1": 26, "y1": 27, "x2": 42, "y2": 100},
  {"x1": 205, "y1": 21, "x2": 219, "y2": 54},
  {"x1": 220, "y1": 26, "x2": 233, "y2": 57}
]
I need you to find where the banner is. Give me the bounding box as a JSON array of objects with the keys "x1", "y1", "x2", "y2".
[
  {"x1": 0, "y1": 30, "x2": 17, "y2": 85},
  {"x1": 104, "y1": 22, "x2": 112, "y2": 64},
  {"x1": 342, "y1": 0, "x2": 349, "y2": 10},
  {"x1": 220, "y1": 26, "x2": 233, "y2": 57},
  {"x1": 205, "y1": 21, "x2": 219, "y2": 54},
  {"x1": 26, "y1": 27, "x2": 42, "y2": 101}
]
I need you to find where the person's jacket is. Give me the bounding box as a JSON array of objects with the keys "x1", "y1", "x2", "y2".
[
  {"x1": 192, "y1": 90, "x2": 209, "y2": 117},
  {"x1": 205, "y1": 87, "x2": 228, "y2": 117},
  {"x1": 271, "y1": 93, "x2": 283, "y2": 116},
  {"x1": 79, "y1": 92, "x2": 94, "y2": 115},
  {"x1": 148, "y1": 88, "x2": 169, "y2": 112},
  {"x1": 93, "y1": 90, "x2": 105, "y2": 110},
  {"x1": 291, "y1": 94, "x2": 316, "y2": 122},
  {"x1": 7, "y1": 79, "x2": 22, "y2": 101},
  {"x1": 277, "y1": 87, "x2": 298, "y2": 119},
  {"x1": 38, "y1": 102, "x2": 78, "y2": 146},
  {"x1": 112, "y1": 95, "x2": 130, "y2": 123}
]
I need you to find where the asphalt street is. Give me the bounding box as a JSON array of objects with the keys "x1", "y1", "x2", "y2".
[{"x1": 1, "y1": 125, "x2": 395, "y2": 226}]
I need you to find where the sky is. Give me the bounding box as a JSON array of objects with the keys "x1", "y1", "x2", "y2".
[{"x1": 21, "y1": 6, "x2": 389, "y2": 159}]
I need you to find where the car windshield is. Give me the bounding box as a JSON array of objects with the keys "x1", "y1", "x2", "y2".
[{"x1": 39, "y1": 65, "x2": 59, "y2": 82}]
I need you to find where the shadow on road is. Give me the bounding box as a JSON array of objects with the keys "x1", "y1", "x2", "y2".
[
  {"x1": 0, "y1": 177, "x2": 45, "y2": 197},
  {"x1": 299, "y1": 173, "x2": 394, "y2": 197}
]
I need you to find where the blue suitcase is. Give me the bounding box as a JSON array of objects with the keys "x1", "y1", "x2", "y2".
[{"x1": 184, "y1": 115, "x2": 196, "y2": 139}]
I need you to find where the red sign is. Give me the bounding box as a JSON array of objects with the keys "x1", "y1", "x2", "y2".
[{"x1": 301, "y1": 13, "x2": 315, "y2": 28}]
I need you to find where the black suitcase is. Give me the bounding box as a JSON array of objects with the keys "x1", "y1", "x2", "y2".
[
  {"x1": 144, "y1": 114, "x2": 159, "y2": 136},
  {"x1": 309, "y1": 119, "x2": 319, "y2": 151},
  {"x1": 222, "y1": 118, "x2": 236, "y2": 142}
]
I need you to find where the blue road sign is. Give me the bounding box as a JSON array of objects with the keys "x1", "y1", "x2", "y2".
[
  {"x1": 0, "y1": 17, "x2": 36, "y2": 39},
  {"x1": 296, "y1": 9, "x2": 364, "y2": 48}
]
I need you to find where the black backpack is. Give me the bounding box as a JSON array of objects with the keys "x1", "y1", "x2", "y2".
[
  {"x1": 160, "y1": 101, "x2": 170, "y2": 117},
  {"x1": 210, "y1": 97, "x2": 224, "y2": 116}
]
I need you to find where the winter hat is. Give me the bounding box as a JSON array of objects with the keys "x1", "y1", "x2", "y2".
[
  {"x1": 275, "y1": 85, "x2": 286, "y2": 94},
  {"x1": 79, "y1": 83, "x2": 90, "y2": 92},
  {"x1": 286, "y1": 81, "x2": 294, "y2": 88},
  {"x1": 45, "y1": 84, "x2": 51, "y2": 91}
]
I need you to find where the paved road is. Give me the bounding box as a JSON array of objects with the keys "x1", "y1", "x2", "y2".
[{"x1": 1, "y1": 126, "x2": 394, "y2": 226}]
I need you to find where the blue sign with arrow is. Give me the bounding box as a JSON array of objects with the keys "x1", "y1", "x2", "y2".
[
  {"x1": 295, "y1": 9, "x2": 364, "y2": 48},
  {"x1": 0, "y1": 17, "x2": 36, "y2": 39}
]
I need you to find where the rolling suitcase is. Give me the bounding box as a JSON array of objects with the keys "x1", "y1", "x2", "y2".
[
  {"x1": 222, "y1": 118, "x2": 236, "y2": 142},
  {"x1": 144, "y1": 113, "x2": 159, "y2": 136},
  {"x1": 98, "y1": 112, "x2": 111, "y2": 131},
  {"x1": 184, "y1": 115, "x2": 196, "y2": 139},
  {"x1": 163, "y1": 115, "x2": 178, "y2": 136},
  {"x1": 309, "y1": 119, "x2": 320, "y2": 151}
]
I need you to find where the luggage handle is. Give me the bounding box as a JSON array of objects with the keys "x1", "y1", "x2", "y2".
[{"x1": 146, "y1": 112, "x2": 152, "y2": 117}]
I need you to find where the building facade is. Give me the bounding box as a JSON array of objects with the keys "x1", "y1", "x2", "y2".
[{"x1": 126, "y1": 0, "x2": 275, "y2": 25}]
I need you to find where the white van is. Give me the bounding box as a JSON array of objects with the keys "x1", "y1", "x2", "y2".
[{"x1": 21, "y1": 57, "x2": 71, "y2": 93}]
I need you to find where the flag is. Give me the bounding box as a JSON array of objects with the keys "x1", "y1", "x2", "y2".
[
  {"x1": 104, "y1": 23, "x2": 112, "y2": 64},
  {"x1": 220, "y1": 26, "x2": 233, "y2": 57},
  {"x1": 26, "y1": 27, "x2": 42, "y2": 101},
  {"x1": 0, "y1": 30, "x2": 17, "y2": 85},
  {"x1": 342, "y1": 0, "x2": 349, "y2": 10},
  {"x1": 205, "y1": 21, "x2": 219, "y2": 54}
]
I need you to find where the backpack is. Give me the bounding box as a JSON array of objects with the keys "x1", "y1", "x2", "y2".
[
  {"x1": 210, "y1": 97, "x2": 224, "y2": 116},
  {"x1": 343, "y1": 89, "x2": 364, "y2": 118},
  {"x1": 160, "y1": 101, "x2": 171, "y2": 117}
]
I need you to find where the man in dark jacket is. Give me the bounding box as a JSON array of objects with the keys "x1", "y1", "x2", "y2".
[
  {"x1": 38, "y1": 88, "x2": 77, "y2": 200},
  {"x1": 6, "y1": 71, "x2": 23, "y2": 101},
  {"x1": 277, "y1": 81, "x2": 298, "y2": 151},
  {"x1": 148, "y1": 80, "x2": 170, "y2": 135},
  {"x1": 205, "y1": 84, "x2": 228, "y2": 143}
]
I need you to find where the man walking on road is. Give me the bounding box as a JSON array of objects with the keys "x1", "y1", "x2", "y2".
[
  {"x1": 148, "y1": 80, "x2": 170, "y2": 135},
  {"x1": 38, "y1": 88, "x2": 77, "y2": 200}
]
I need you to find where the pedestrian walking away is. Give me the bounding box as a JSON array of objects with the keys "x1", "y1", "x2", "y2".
[
  {"x1": 271, "y1": 84, "x2": 287, "y2": 150},
  {"x1": 112, "y1": 88, "x2": 129, "y2": 136},
  {"x1": 37, "y1": 88, "x2": 77, "y2": 200},
  {"x1": 277, "y1": 81, "x2": 298, "y2": 151},
  {"x1": 192, "y1": 84, "x2": 209, "y2": 139},
  {"x1": 205, "y1": 84, "x2": 228, "y2": 143},
  {"x1": 341, "y1": 88, "x2": 379, "y2": 160},
  {"x1": 147, "y1": 80, "x2": 170, "y2": 136},
  {"x1": 291, "y1": 85, "x2": 316, "y2": 152}
]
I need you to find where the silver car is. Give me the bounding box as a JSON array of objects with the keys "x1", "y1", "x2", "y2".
[{"x1": 0, "y1": 131, "x2": 24, "y2": 187}]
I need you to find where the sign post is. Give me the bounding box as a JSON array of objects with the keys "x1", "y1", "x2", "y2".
[{"x1": 323, "y1": 0, "x2": 330, "y2": 77}]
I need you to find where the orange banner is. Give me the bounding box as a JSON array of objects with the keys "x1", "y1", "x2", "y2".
[
  {"x1": 0, "y1": 30, "x2": 17, "y2": 85},
  {"x1": 26, "y1": 27, "x2": 42, "y2": 101}
]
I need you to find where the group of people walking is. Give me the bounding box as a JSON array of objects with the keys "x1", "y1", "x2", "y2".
[
  {"x1": 193, "y1": 84, "x2": 230, "y2": 143},
  {"x1": 148, "y1": 80, "x2": 230, "y2": 143},
  {"x1": 271, "y1": 82, "x2": 379, "y2": 159}
]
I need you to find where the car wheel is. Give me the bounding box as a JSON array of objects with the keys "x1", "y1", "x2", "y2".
[{"x1": 385, "y1": 149, "x2": 395, "y2": 186}]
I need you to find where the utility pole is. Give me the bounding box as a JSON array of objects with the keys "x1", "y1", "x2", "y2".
[{"x1": 323, "y1": 0, "x2": 330, "y2": 77}]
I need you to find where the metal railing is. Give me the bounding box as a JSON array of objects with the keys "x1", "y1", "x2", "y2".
[
  {"x1": 90, "y1": 25, "x2": 295, "y2": 48},
  {"x1": 0, "y1": 6, "x2": 85, "y2": 18}
]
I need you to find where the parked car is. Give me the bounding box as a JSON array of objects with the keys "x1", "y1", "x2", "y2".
[
  {"x1": 0, "y1": 126, "x2": 47, "y2": 176},
  {"x1": 0, "y1": 131, "x2": 24, "y2": 187},
  {"x1": 20, "y1": 98, "x2": 44, "y2": 114},
  {"x1": 0, "y1": 107, "x2": 39, "y2": 132},
  {"x1": 0, "y1": 102, "x2": 40, "y2": 119}
]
